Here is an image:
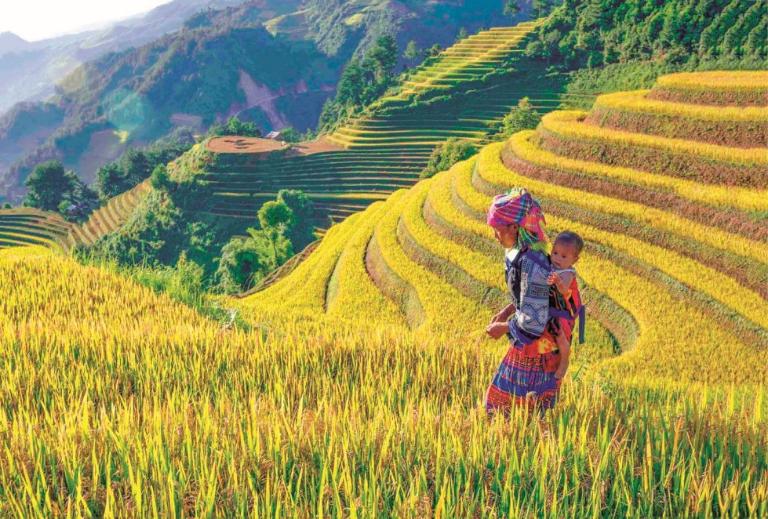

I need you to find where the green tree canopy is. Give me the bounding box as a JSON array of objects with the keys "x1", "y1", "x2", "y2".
[
  {"x1": 420, "y1": 139, "x2": 477, "y2": 179},
  {"x1": 24, "y1": 161, "x2": 72, "y2": 211},
  {"x1": 277, "y1": 189, "x2": 315, "y2": 250},
  {"x1": 258, "y1": 200, "x2": 294, "y2": 232}
]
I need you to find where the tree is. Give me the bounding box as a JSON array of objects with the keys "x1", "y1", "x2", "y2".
[
  {"x1": 215, "y1": 228, "x2": 291, "y2": 294},
  {"x1": 367, "y1": 35, "x2": 398, "y2": 82},
  {"x1": 427, "y1": 44, "x2": 443, "y2": 57},
  {"x1": 279, "y1": 127, "x2": 301, "y2": 143},
  {"x1": 420, "y1": 139, "x2": 477, "y2": 179},
  {"x1": 457, "y1": 27, "x2": 468, "y2": 41},
  {"x1": 2, "y1": 203, "x2": 12, "y2": 209},
  {"x1": 96, "y1": 162, "x2": 126, "y2": 199},
  {"x1": 24, "y1": 161, "x2": 75, "y2": 211},
  {"x1": 258, "y1": 200, "x2": 294, "y2": 232},
  {"x1": 404, "y1": 40, "x2": 420, "y2": 61},
  {"x1": 336, "y1": 60, "x2": 366, "y2": 105},
  {"x1": 504, "y1": 0, "x2": 521, "y2": 17},
  {"x1": 277, "y1": 189, "x2": 315, "y2": 250},
  {"x1": 532, "y1": 0, "x2": 555, "y2": 18},
  {"x1": 497, "y1": 97, "x2": 542, "y2": 138}
]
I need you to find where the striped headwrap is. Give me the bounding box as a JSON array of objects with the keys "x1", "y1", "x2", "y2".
[{"x1": 486, "y1": 188, "x2": 548, "y2": 248}]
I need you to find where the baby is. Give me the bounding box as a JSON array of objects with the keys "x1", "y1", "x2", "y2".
[{"x1": 547, "y1": 231, "x2": 584, "y2": 379}]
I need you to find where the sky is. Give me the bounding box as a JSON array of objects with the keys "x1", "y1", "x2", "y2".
[{"x1": 0, "y1": 0, "x2": 172, "y2": 41}]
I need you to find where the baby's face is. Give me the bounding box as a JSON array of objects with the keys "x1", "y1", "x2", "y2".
[{"x1": 551, "y1": 242, "x2": 578, "y2": 269}]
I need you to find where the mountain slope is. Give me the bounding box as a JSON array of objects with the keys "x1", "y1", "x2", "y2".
[
  {"x1": 0, "y1": 1, "x2": 528, "y2": 204},
  {"x1": 243, "y1": 70, "x2": 768, "y2": 380},
  {"x1": 0, "y1": 0, "x2": 254, "y2": 113}
]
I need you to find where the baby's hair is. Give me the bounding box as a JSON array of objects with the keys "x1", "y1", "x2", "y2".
[{"x1": 554, "y1": 231, "x2": 584, "y2": 255}]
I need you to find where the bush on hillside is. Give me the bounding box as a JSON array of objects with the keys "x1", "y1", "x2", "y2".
[
  {"x1": 208, "y1": 116, "x2": 261, "y2": 138},
  {"x1": 215, "y1": 228, "x2": 292, "y2": 294},
  {"x1": 319, "y1": 35, "x2": 400, "y2": 131},
  {"x1": 24, "y1": 160, "x2": 99, "y2": 221},
  {"x1": 420, "y1": 139, "x2": 477, "y2": 179},
  {"x1": 490, "y1": 97, "x2": 542, "y2": 140},
  {"x1": 277, "y1": 189, "x2": 315, "y2": 251},
  {"x1": 526, "y1": 0, "x2": 768, "y2": 70},
  {"x1": 96, "y1": 135, "x2": 194, "y2": 200}
]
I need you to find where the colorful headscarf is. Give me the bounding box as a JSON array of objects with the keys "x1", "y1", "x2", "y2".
[{"x1": 486, "y1": 188, "x2": 548, "y2": 248}]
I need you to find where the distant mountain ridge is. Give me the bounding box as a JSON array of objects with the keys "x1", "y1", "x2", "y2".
[
  {"x1": 0, "y1": 0, "x2": 524, "y2": 203},
  {"x1": 0, "y1": 32, "x2": 30, "y2": 56},
  {"x1": 0, "y1": 0, "x2": 250, "y2": 113}
]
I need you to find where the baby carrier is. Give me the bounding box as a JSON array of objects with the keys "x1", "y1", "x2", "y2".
[
  {"x1": 548, "y1": 267, "x2": 587, "y2": 345},
  {"x1": 506, "y1": 245, "x2": 586, "y2": 346}
]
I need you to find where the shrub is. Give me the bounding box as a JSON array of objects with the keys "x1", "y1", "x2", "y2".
[
  {"x1": 491, "y1": 97, "x2": 542, "y2": 139},
  {"x1": 420, "y1": 139, "x2": 477, "y2": 179}
]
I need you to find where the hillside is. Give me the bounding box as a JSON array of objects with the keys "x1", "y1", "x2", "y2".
[
  {"x1": 200, "y1": 21, "x2": 590, "y2": 226},
  {"x1": 0, "y1": 0, "x2": 252, "y2": 113},
  {"x1": 1, "y1": 71, "x2": 766, "y2": 514},
  {"x1": 244, "y1": 70, "x2": 768, "y2": 378},
  {"x1": 0, "y1": 0, "x2": 523, "y2": 205}
]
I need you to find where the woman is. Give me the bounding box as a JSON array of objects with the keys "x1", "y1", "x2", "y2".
[{"x1": 483, "y1": 188, "x2": 563, "y2": 417}]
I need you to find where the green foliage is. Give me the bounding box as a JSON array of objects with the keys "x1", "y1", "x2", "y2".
[
  {"x1": 457, "y1": 28, "x2": 468, "y2": 41},
  {"x1": 1, "y1": 203, "x2": 11, "y2": 209},
  {"x1": 420, "y1": 139, "x2": 477, "y2": 179},
  {"x1": 277, "y1": 189, "x2": 315, "y2": 250},
  {"x1": 427, "y1": 44, "x2": 443, "y2": 57},
  {"x1": 319, "y1": 36, "x2": 401, "y2": 131},
  {"x1": 150, "y1": 164, "x2": 172, "y2": 191},
  {"x1": 404, "y1": 40, "x2": 420, "y2": 61},
  {"x1": 24, "y1": 160, "x2": 99, "y2": 221},
  {"x1": 279, "y1": 127, "x2": 301, "y2": 143},
  {"x1": 258, "y1": 200, "x2": 294, "y2": 232},
  {"x1": 23, "y1": 161, "x2": 71, "y2": 211},
  {"x1": 96, "y1": 138, "x2": 193, "y2": 200},
  {"x1": 491, "y1": 97, "x2": 542, "y2": 139},
  {"x1": 215, "y1": 228, "x2": 292, "y2": 294},
  {"x1": 208, "y1": 116, "x2": 262, "y2": 138},
  {"x1": 503, "y1": 0, "x2": 521, "y2": 17},
  {"x1": 527, "y1": 0, "x2": 768, "y2": 70}
]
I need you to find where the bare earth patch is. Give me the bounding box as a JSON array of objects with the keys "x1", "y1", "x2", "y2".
[
  {"x1": 206, "y1": 136, "x2": 343, "y2": 156},
  {"x1": 206, "y1": 137, "x2": 290, "y2": 154}
]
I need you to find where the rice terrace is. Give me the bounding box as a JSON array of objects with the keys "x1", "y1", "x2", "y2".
[{"x1": 0, "y1": 0, "x2": 766, "y2": 516}]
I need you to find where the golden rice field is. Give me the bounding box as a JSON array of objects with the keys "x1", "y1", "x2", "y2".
[{"x1": 0, "y1": 71, "x2": 767, "y2": 516}]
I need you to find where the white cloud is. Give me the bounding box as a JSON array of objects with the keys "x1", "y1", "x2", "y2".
[{"x1": 0, "y1": 0, "x2": 172, "y2": 41}]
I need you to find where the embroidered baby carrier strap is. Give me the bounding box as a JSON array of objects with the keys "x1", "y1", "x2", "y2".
[
  {"x1": 505, "y1": 245, "x2": 551, "y2": 346},
  {"x1": 548, "y1": 268, "x2": 586, "y2": 345}
]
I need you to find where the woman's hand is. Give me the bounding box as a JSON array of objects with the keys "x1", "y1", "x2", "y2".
[
  {"x1": 547, "y1": 272, "x2": 560, "y2": 285},
  {"x1": 486, "y1": 322, "x2": 510, "y2": 340},
  {"x1": 490, "y1": 304, "x2": 515, "y2": 325}
]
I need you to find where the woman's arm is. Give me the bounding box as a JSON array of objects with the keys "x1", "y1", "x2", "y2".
[
  {"x1": 510, "y1": 251, "x2": 551, "y2": 337},
  {"x1": 492, "y1": 302, "x2": 516, "y2": 323}
]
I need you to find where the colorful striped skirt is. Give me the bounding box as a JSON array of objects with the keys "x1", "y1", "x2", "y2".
[{"x1": 484, "y1": 337, "x2": 562, "y2": 417}]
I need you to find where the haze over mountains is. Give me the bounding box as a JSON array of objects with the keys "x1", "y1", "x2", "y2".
[
  {"x1": 0, "y1": 0, "x2": 248, "y2": 112},
  {"x1": 0, "y1": 0, "x2": 524, "y2": 204}
]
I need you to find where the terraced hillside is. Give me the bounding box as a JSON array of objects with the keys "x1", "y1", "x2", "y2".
[
  {"x1": 243, "y1": 70, "x2": 768, "y2": 384},
  {"x1": 0, "y1": 209, "x2": 71, "y2": 250},
  {"x1": 1, "y1": 71, "x2": 767, "y2": 516},
  {"x1": 0, "y1": 179, "x2": 151, "y2": 251},
  {"x1": 203, "y1": 21, "x2": 592, "y2": 224}
]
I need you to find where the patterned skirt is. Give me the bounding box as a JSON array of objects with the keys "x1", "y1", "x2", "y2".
[{"x1": 484, "y1": 332, "x2": 563, "y2": 416}]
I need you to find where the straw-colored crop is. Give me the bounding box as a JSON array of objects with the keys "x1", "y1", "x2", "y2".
[
  {"x1": 656, "y1": 71, "x2": 768, "y2": 91},
  {"x1": 477, "y1": 142, "x2": 768, "y2": 266},
  {"x1": 326, "y1": 201, "x2": 406, "y2": 326},
  {"x1": 2, "y1": 71, "x2": 767, "y2": 517},
  {"x1": 593, "y1": 90, "x2": 768, "y2": 121},
  {"x1": 541, "y1": 111, "x2": 768, "y2": 165},
  {"x1": 509, "y1": 131, "x2": 768, "y2": 212}
]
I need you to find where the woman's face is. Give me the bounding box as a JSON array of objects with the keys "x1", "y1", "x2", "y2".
[{"x1": 493, "y1": 223, "x2": 519, "y2": 248}]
